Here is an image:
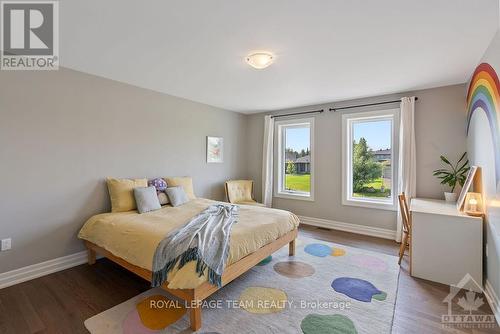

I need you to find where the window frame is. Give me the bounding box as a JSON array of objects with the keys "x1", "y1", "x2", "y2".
[
  {"x1": 274, "y1": 117, "x2": 315, "y2": 201},
  {"x1": 341, "y1": 108, "x2": 399, "y2": 211}
]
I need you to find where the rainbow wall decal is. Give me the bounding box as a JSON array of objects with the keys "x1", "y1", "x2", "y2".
[{"x1": 466, "y1": 62, "x2": 500, "y2": 182}]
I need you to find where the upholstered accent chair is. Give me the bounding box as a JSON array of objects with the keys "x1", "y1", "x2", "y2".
[{"x1": 225, "y1": 180, "x2": 264, "y2": 206}]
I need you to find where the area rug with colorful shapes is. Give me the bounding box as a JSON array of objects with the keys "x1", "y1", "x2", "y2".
[{"x1": 84, "y1": 235, "x2": 400, "y2": 333}]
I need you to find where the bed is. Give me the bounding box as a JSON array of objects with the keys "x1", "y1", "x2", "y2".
[{"x1": 78, "y1": 198, "x2": 299, "y2": 330}]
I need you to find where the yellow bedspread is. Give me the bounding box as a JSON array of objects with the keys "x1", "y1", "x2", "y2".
[{"x1": 78, "y1": 198, "x2": 299, "y2": 289}]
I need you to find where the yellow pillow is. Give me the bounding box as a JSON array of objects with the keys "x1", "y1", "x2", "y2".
[
  {"x1": 106, "y1": 178, "x2": 148, "y2": 212},
  {"x1": 164, "y1": 177, "x2": 196, "y2": 200}
]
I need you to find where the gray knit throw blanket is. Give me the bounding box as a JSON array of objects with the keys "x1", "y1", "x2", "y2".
[{"x1": 151, "y1": 204, "x2": 239, "y2": 288}]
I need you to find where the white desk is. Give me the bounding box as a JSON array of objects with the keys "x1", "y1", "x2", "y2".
[{"x1": 410, "y1": 198, "x2": 483, "y2": 288}]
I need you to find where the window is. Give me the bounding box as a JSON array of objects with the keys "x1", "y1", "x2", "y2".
[
  {"x1": 275, "y1": 118, "x2": 314, "y2": 200},
  {"x1": 342, "y1": 109, "x2": 399, "y2": 210}
]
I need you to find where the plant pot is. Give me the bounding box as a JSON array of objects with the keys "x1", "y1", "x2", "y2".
[{"x1": 444, "y1": 192, "x2": 457, "y2": 203}]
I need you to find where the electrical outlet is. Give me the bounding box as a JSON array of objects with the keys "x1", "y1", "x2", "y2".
[{"x1": 1, "y1": 238, "x2": 11, "y2": 251}]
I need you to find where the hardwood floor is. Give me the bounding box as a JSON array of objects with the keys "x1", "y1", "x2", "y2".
[{"x1": 0, "y1": 225, "x2": 498, "y2": 333}]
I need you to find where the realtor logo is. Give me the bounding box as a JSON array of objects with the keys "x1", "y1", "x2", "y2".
[
  {"x1": 1, "y1": 1, "x2": 58, "y2": 70},
  {"x1": 442, "y1": 273, "x2": 497, "y2": 329}
]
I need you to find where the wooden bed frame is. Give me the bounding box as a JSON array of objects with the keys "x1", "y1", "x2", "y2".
[{"x1": 85, "y1": 228, "x2": 297, "y2": 331}]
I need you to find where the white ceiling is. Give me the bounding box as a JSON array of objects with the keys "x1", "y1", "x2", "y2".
[{"x1": 60, "y1": 0, "x2": 499, "y2": 113}]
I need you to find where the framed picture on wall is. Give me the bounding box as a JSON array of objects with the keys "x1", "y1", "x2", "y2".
[
  {"x1": 457, "y1": 165, "x2": 478, "y2": 211},
  {"x1": 207, "y1": 136, "x2": 223, "y2": 163}
]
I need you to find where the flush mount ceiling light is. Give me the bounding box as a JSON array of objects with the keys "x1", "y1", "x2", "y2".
[{"x1": 245, "y1": 52, "x2": 274, "y2": 69}]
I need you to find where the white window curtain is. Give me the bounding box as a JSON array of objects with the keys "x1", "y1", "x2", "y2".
[
  {"x1": 397, "y1": 97, "x2": 417, "y2": 242},
  {"x1": 262, "y1": 115, "x2": 274, "y2": 207}
]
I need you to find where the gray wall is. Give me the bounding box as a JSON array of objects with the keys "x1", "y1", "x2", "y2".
[
  {"x1": 246, "y1": 84, "x2": 467, "y2": 231},
  {"x1": 0, "y1": 68, "x2": 247, "y2": 273},
  {"x1": 466, "y1": 30, "x2": 500, "y2": 299}
]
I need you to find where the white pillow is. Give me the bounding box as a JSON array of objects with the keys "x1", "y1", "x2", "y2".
[
  {"x1": 134, "y1": 186, "x2": 161, "y2": 214},
  {"x1": 165, "y1": 187, "x2": 190, "y2": 207}
]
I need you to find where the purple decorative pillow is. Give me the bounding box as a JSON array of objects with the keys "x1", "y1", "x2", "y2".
[
  {"x1": 148, "y1": 178, "x2": 169, "y2": 205},
  {"x1": 148, "y1": 178, "x2": 167, "y2": 192}
]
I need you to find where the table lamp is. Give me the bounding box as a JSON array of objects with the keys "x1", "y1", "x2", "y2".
[{"x1": 464, "y1": 192, "x2": 483, "y2": 217}]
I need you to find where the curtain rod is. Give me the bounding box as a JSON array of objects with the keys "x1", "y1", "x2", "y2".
[
  {"x1": 329, "y1": 97, "x2": 418, "y2": 112},
  {"x1": 269, "y1": 97, "x2": 418, "y2": 118},
  {"x1": 270, "y1": 109, "x2": 324, "y2": 119}
]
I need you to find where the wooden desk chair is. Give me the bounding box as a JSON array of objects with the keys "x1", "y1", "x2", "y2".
[
  {"x1": 225, "y1": 180, "x2": 264, "y2": 206},
  {"x1": 398, "y1": 192, "x2": 411, "y2": 266}
]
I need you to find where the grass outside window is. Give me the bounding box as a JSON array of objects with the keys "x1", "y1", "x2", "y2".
[{"x1": 285, "y1": 174, "x2": 311, "y2": 193}]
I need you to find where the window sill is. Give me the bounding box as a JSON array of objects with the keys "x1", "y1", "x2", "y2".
[
  {"x1": 342, "y1": 198, "x2": 396, "y2": 211},
  {"x1": 274, "y1": 191, "x2": 314, "y2": 202}
]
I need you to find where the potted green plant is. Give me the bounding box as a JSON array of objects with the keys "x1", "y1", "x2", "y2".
[{"x1": 432, "y1": 152, "x2": 469, "y2": 202}]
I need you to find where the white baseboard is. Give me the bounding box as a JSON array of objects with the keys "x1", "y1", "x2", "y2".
[
  {"x1": 484, "y1": 279, "x2": 500, "y2": 325},
  {"x1": 299, "y1": 215, "x2": 397, "y2": 240},
  {"x1": 0, "y1": 250, "x2": 89, "y2": 289}
]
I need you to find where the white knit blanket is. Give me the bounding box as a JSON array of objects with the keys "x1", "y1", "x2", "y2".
[{"x1": 151, "y1": 204, "x2": 238, "y2": 288}]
